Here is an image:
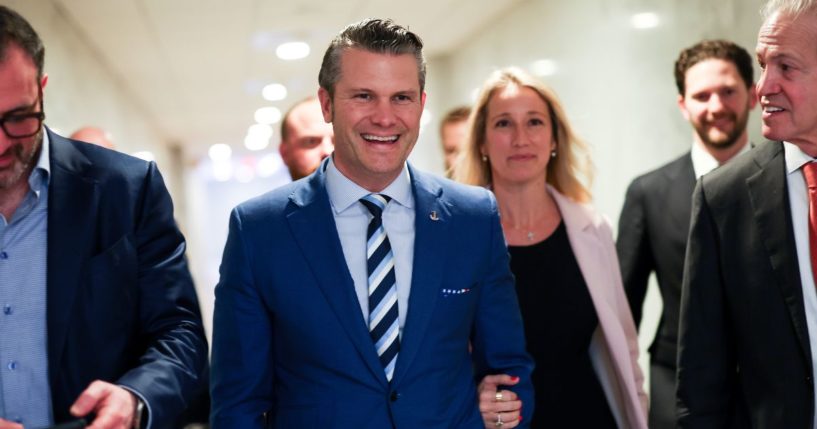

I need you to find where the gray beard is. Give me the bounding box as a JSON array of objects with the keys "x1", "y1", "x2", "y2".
[{"x1": 0, "y1": 129, "x2": 43, "y2": 190}]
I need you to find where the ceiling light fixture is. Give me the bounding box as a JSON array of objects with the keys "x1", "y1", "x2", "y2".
[
  {"x1": 531, "y1": 59, "x2": 558, "y2": 77},
  {"x1": 255, "y1": 106, "x2": 282, "y2": 124},
  {"x1": 276, "y1": 41, "x2": 310, "y2": 60},
  {"x1": 631, "y1": 12, "x2": 660, "y2": 29},
  {"x1": 208, "y1": 143, "x2": 232, "y2": 162},
  {"x1": 262, "y1": 83, "x2": 288, "y2": 101}
]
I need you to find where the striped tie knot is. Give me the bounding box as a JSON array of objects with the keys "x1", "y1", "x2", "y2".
[{"x1": 360, "y1": 193, "x2": 391, "y2": 218}]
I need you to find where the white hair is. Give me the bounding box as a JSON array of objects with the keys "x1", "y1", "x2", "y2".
[{"x1": 762, "y1": 0, "x2": 817, "y2": 19}]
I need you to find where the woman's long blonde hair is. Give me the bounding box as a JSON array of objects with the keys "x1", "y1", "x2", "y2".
[{"x1": 453, "y1": 67, "x2": 593, "y2": 203}]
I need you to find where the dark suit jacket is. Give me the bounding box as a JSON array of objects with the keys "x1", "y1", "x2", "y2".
[
  {"x1": 677, "y1": 141, "x2": 814, "y2": 428},
  {"x1": 210, "y1": 162, "x2": 534, "y2": 428},
  {"x1": 46, "y1": 129, "x2": 208, "y2": 426},
  {"x1": 618, "y1": 153, "x2": 696, "y2": 368}
]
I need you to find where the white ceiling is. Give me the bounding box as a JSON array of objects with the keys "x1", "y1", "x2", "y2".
[{"x1": 47, "y1": 0, "x2": 524, "y2": 157}]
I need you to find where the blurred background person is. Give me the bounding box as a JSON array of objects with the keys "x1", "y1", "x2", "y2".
[
  {"x1": 278, "y1": 96, "x2": 334, "y2": 181},
  {"x1": 616, "y1": 39, "x2": 756, "y2": 429},
  {"x1": 456, "y1": 68, "x2": 647, "y2": 429},
  {"x1": 69, "y1": 125, "x2": 115, "y2": 150},
  {"x1": 439, "y1": 105, "x2": 470, "y2": 176}
]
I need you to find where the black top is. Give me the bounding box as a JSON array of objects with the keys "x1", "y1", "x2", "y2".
[{"x1": 509, "y1": 221, "x2": 617, "y2": 428}]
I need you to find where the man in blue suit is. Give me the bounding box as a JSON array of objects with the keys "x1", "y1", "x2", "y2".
[
  {"x1": 210, "y1": 18, "x2": 534, "y2": 428},
  {"x1": 0, "y1": 6, "x2": 207, "y2": 428}
]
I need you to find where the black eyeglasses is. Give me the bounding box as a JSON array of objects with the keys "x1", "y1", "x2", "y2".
[
  {"x1": 0, "y1": 89, "x2": 45, "y2": 138},
  {"x1": 0, "y1": 111, "x2": 45, "y2": 138}
]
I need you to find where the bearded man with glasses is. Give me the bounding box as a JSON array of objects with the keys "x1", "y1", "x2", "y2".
[{"x1": 0, "y1": 5, "x2": 207, "y2": 429}]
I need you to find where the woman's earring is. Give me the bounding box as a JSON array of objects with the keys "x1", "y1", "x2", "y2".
[
  {"x1": 550, "y1": 149, "x2": 557, "y2": 159},
  {"x1": 482, "y1": 154, "x2": 488, "y2": 162}
]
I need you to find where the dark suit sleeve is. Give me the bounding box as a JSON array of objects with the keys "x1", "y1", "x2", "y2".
[
  {"x1": 210, "y1": 207, "x2": 273, "y2": 428},
  {"x1": 471, "y1": 193, "x2": 535, "y2": 427},
  {"x1": 676, "y1": 180, "x2": 735, "y2": 428},
  {"x1": 115, "y1": 163, "x2": 208, "y2": 427},
  {"x1": 617, "y1": 178, "x2": 655, "y2": 328}
]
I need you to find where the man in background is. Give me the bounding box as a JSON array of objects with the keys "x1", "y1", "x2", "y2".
[
  {"x1": 278, "y1": 96, "x2": 334, "y2": 181},
  {"x1": 439, "y1": 105, "x2": 470, "y2": 176},
  {"x1": 617, "y1": 39, "x2": 755, "y2": 429},
  {"x1": 70, "y1": 125, "x2": 115, "y2": 150},
  {"x1": 0, "y1": 5, "x2": 206, "y2": 428}
]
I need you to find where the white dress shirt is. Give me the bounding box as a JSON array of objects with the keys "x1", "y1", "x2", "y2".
[
  {"x1": 324, "y1": 157, "x2": 416, "y2": 336},
  {"x1": 691, "y1": 139, "x2": 752, "y2": 179},
  {"x1": 784, "y1": 141, "x2": 817, "y2": 429}
]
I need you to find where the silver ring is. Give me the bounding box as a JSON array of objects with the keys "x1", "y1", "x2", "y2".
[
  {"x1": 495, "y1": 412, "x2": 504, "y2": 427},
  {"x1": 495, "y1": 391, "x2": 503, "y2": 402}
]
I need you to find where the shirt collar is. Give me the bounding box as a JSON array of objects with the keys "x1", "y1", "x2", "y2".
[
  {"x1": 691, "y1": 139, "x2": 751, "y2": 179},
  {"x1": 784, "y1": 141, "x2": 815, "y2": 175},
  {"x1": 28, "y1": 128, "x2": 51, "y2": 194},
  {"x1": 325, "y1": 156, "x2": 414, "y2": 214}
]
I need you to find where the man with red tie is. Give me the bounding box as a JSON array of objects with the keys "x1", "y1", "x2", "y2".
[{"x1": 677, "y1": 0, "x2": 817, "y2": 427}]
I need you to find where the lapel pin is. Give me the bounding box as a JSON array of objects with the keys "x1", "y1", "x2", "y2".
[{"x1": 429, "y1": 211, "x2": 439, "y2": 221}]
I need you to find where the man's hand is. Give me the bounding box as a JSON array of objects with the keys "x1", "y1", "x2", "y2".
[
  {"x1": 478, "y1": 374, "x2": 522, "y2": 429},
  {"x1": 0, "y1": 418, "x2": 23, "y2": 429},
  {"x1": 70, "y1": 380, "x2": 137, "y2": 429}
]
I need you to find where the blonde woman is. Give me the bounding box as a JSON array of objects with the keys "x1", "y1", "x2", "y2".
[{"x1": 455, "y1": 68, "x2": 647, "y2": 429}]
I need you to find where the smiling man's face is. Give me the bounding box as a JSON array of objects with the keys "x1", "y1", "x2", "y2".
[
  {"x1": 318, "y1": 48, "x2": 425, "y2": 192},
  {"x1": 756, "y1": 11, "x2": 817, "y2": 155}
]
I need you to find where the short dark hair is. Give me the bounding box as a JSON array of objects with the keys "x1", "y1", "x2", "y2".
[
  {"x1": 674, "y1": 39, "x2": 753, "y2": 96},
  {"x1": 439, "y1": 106, "x2": 471, "y2": 136},
  {"x1": 318, "y1": 18, "x2": 425, "y2": 98},
  {"x1": 0, "y1": 6, "x2": 44, "y2": 78},
  {"x1": 280, "y1": 96, "x2": 317, "y2": 144}
]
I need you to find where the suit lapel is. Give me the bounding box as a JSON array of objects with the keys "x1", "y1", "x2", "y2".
[
  {"x1": 552, "y1": 189, "x2": 613, "y2": 320},
  {"x1": 553, "y1": 189, "x2": 643, "y2": 425},
  {"x1": 285, "y1": 169, "x2": 386, "y2": 385},
  {"x1": 46, "y1": 131, "x2": 100, "y2": 387},
  {"x1": 666, "y1": 154, "x2": 695, "y2": 234},
  {"x1": 747, "y1": 142, "x2": 812, "y2": 364},
  {"x1": 391, "y1": 168, "x2": 449, "y2": 385}
]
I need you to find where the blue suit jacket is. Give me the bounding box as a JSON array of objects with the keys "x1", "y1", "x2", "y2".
[
  {"x1": 46, "y1": 129, "x2": 208, "y2": 426},
  {"x1": 211, "y1": 163, "x2": 534, "y2": 428}
]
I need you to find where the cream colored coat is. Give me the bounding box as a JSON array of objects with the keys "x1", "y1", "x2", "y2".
[{"x1": 548, "y1": 187, "x2": 648, "y2": 429}]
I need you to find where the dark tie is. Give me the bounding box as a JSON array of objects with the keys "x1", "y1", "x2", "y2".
[
  {"x1": 360, "y1": 193, "x2": 399, "y2": 381},
  {"x1": 802, "y1": 162, "x2": 817, "y2": 286}
]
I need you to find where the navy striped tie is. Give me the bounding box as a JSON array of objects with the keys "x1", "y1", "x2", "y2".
[{"x1": 360, "y1": 193, "x2": 399, "y2": 381}]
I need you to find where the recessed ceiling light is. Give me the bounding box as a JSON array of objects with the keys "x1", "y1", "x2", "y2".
[
  {"x1": 244, "y1": 134, "x2": 270, "y2": 151},
  {"x1": 208, "y1": 143, "x2": 232, "y2": 162},
  {"x1": 276, "y1": 41, "x2": 310, "y2": 60},
  {"x1": 262, "y1": 83, "x2": 288, "y2": 101},
  {"x1": 255, "y1": 106, "x2": 282, "y2": 124},
  {"x1": 631, "y1": 12, "x2": 660, "y2": 29},
  {"x1": 248, "y1": 123, "x2": 273, "y2": 138},
  {"x1": 531, "y1": 59, "x2": 558, "y2": 77}
]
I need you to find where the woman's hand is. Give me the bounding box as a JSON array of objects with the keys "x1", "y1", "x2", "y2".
[{"x1": 478, "y1": 374, "x2": 523, "y2": 428}]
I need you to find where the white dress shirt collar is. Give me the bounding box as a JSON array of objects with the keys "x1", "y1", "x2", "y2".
[
  {"x1": 691, "y1": 139, "x2": 751, "y2": 179},
  {"x1": 325, "y1": 156, "x2": 414, "y2": 214}
]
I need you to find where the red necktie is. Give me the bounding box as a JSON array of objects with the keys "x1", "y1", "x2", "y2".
[{"x1": 802, "y1": 162, "x2": 817, "y2": 286}]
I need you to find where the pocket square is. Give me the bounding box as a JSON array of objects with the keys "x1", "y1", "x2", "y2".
[{"x1": 441, "y1": 288, "x2": 471, "y2": 297}]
